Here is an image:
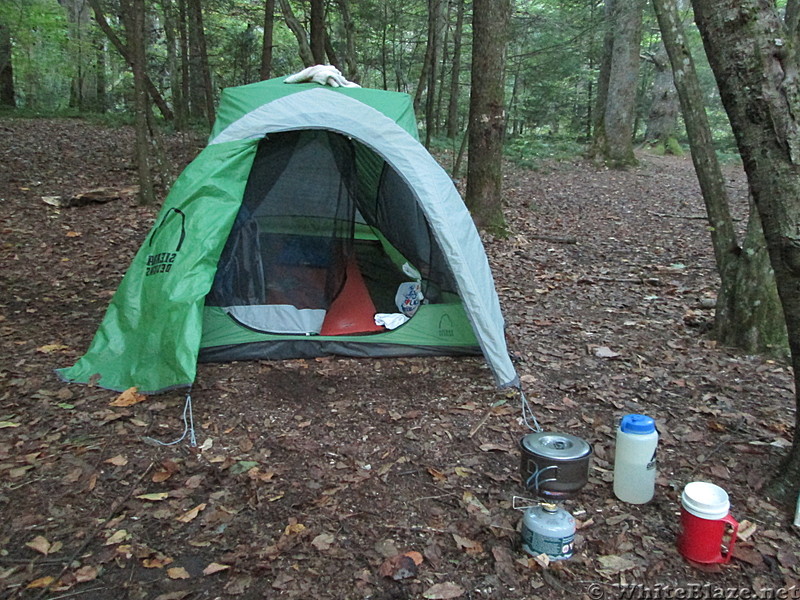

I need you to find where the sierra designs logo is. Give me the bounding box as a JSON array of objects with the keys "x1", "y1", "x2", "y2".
[{"x1": 145, "y1": 208, "x2": 186, "y2": 276}]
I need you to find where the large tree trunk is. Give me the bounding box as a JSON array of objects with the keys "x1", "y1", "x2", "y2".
[
  {"x1": 465, "y1": 0, "x2": 510, "y2": 232},
  {"x1": 590, "y1": 0, "x2": 644, "y2": 167},
  {"x1": 653, "y1": 0, "x2": 787, "y2": 356},
  {"x1": 0, "y1": 23, "x2": 15, "y2": 108},
  {"x1": 691, "y1": 0, "x2": 800, "y2": 506},
  {"x1": 643, "y1": 42, "x2": 680, "y2": 151}
]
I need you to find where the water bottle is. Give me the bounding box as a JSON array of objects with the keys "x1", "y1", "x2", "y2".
[
  {"x1": 613, "y1": 414, "x2": 658, "y2": 504},
  {"x1": 520, "y1": 503, "x2": 575, "y2": 560}
]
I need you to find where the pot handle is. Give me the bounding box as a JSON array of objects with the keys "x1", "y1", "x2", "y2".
[{"x1": 525, "y1": 463, "x2": 558, "y2": 493}]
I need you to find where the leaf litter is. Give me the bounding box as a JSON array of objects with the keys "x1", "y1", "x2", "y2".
[{"x1": 0, "y1": 119, "x2": 799, "y2": 598}]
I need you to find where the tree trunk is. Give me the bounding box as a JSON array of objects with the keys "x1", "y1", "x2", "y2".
[
  {"x1": 187, "y1": 0, "x2": 214, "y2": 127},
  {"x1": 424, "y1": 0, "x2": 443, "y2": 148},
  {"x1": 589, "y1": 0, "x2": 614, "y2": 158},
  {"x1": 465, "y1": 0, "x2": 510, "y2": 232},
  {"x1": 260, "y1": 0, "x2": 276, "y2": 80},
  {"x1": 178, "y1": 0, "x2": 190, "y2": 125},
  {"x1": 643, "y1": 42, "x2": 680, "y2": 152},
  {"x1": 445, "y1": 0, "x2": 465, "y2": 139},
  {"x1": 605, "y1": 0, "x2": 644, "y2": 166},
  {"x1": 279, "y1": 0, "x2": 314, "y2": 67},
  {"x1": 162, "y1": 0, "x2": 183, "y2": 126},
  {"x1": 0, "y1": 23, "x2": 15, "y2": 108},
  {"x1": 333, "y1": 0, "x2": 358, "y2": 82},
  {"x1": 310, "y1": 0, "x2": 326, "y2": 64},
  {"x1": 88, "y1": 0, "x2": 174, "y2": 121},
  {"x1": 120, "y1": 0, "x2": 156, "y2": 205},
  {"x1": 692, "y1": 0, "x2": 800, "y2": 506},
  {"x1": 94, "y1": 37, "x2": 106, "y2": 112},
  {"x1": 653, "y1": 0, "x2": 787, "y2": 356}
]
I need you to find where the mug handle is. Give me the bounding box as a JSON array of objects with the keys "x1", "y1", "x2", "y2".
[{"x1": 719, "y1": 514, "x2": 739, "y2": 564}]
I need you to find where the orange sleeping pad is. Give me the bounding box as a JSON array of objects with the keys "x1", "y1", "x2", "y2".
[{"x1": 319, "y1": 256, "x2": 384, "y2": 336}]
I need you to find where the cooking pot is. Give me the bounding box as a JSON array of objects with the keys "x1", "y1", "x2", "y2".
[{"x1": 519, "y1": 432, "x2": 592, "y2": 500}]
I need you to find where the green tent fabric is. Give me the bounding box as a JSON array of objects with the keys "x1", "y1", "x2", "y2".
[{"x1": 58, "y1": 77, "x2": 519, "y2": 393}]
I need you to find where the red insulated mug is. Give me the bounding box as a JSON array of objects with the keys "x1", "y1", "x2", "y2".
[{"x1": 677, "y1": 481, "x2": 739, "y2": 564}]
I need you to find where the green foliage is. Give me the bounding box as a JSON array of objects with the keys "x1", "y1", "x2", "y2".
[
  {"x1": 505, "y1": 134, "x2": 585, "y2": 169},
  {"x1": 2, "y1": 0, "x2": 73, "y2": 110}
]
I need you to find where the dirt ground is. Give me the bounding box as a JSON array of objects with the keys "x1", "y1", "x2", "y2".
[{"x1": 1, "y1": 118, "x2": 799, "y2": 600}]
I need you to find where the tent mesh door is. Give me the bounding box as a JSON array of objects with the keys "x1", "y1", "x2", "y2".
[{"x1": 206, "y1": 130, "x2": 356, "y2": 334}]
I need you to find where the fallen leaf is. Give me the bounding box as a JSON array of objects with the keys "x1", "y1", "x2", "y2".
[
  {"x1": 311, "y1": 532, "x2": 335, "y2": 551},
  {"x1": 109, "y1": 387, "x2": 146, "y2": 407},
  {"x1": 25, "y1": 536, "x2": 52, "y2": 555},
  {"x1": 462, "y1": 491, "x2": 490, "y2": 515},
  {"x1": 26, "y1": 576, "x2": 56, "y2": 589},
  {"x1": 203, "y1": 562, "x2": 231, "y2": 576},
  {"x1": 422, "y1": 582, "x2": 466, "y2": 599},
  {"x1": 176, "y1": 503, "x2": 207, "y2": 523},
  {"x1": 594, "y1": 346, "x2": 621, "y2": 359},
  {"x1": 452, "y1": 534, "x2": 483, "y2": 555},
  {"x1": 36, "y1": 344, "x2": 69, "y2": 354},
  {"x1": 65, "y1": 231, "x2": 82, "y2": 237},
  {"x1": 104, "y1": 530, "x2": 128, "y2": 545},
  {"x1": 137, "y1": 492, "x2": 169, "y2": 501},
  {"x1": 167, "y1": 567, "x2": 191, "y2": 580},
  {"x1": 104, "y1": 455, "x2": 128, "y2": 466},
  {"x1": 74, "y1": 565, "x2": 98, "y2": 583},
  {"x1": 597, "y1": 553, "x2": 639, "y2": 576},
  {"x1": 737, "y1": 520, "x2": 757, "y2": 541},
  {"x1": 283, "y1": 520, "x2": 306, "y2": 536},
  {"x1": 0, "y1": 421, "x2": 21, "y2": 428}
]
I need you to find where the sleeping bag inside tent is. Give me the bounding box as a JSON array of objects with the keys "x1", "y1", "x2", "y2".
[{"x1": 57, "y1": 77, "x2": 519, "y2": 394}]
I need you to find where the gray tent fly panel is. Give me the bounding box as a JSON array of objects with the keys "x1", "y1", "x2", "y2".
[{"x1": 57, "y1": 79, "x2": 520, "y2": 393}]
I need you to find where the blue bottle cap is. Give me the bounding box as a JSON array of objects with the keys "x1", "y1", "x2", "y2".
[{"x1": 620, "y1": 414, "x2": 656, "y2": 434}]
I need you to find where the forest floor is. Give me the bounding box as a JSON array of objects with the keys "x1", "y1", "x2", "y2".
[{"x1": 1, "y1": 118, "x2": 799, "y2": 600}]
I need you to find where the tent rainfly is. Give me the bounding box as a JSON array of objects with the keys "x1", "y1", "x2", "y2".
[{"x1": 58, "y1": 76, "x2": 520, "y2": 394}]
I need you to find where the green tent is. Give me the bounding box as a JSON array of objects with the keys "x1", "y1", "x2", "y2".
[{"x1": 58, "y1": 77, "x2": 519, "y2": 393}]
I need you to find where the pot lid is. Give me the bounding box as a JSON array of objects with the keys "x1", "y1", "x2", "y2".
[{"x1": 520, "y1": 432, "x2": 592, "y2": 461}]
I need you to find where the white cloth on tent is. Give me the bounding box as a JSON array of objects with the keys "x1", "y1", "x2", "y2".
[
  {"x1": 284, "y1": 65, "x2": 361, "y2": 88},
  {"x1": 374, "y1": 313, "x2": 408, "y2": 330}
]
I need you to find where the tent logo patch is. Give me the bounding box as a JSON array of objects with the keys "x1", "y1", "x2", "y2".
[
  {"x1": 438, "y1": 314, "x2": 454, "y2": 338},
  {"x1": 145, "y1": 208, "x2": 186, "y2": 276}
]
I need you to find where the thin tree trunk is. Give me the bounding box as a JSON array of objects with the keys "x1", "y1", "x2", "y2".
[
  {"x1": 87, "y1": 0, "x2": 174, "y2": 121},
  {"x1": 0, "y1": 23, "x2": 15, "y2": 107},
  {"x1": 187, "y1": 0, "x2": 214, "y2": 127},
  {"x1": 162, "y1": 0, "x2": 183, "y2": 126},
  {"x1": 177, "y1": 0, "x2": 190, "y2": 124},
  {"x1": 653, "y1": 0, "x2": 786, "y2": 355},
  {"x1": 260, "y1": 0, "x2": 275, "y2": 80},
  {"x1": 424, "y1": 0, "x2": 442, "y2": 148},
  {"x1": 279, "y1": 0, "x2": 314, "y2": 67},
  {"x1": 445, "y1": 0, "x2": 465, "y2": 139},
  {"x1": 120, "y1": 0, "x2": 156, "y2": 205},
  {"x1": 310, "y1": 0, "x2": 326, "y2": 64},
  {"x1": 692, "y1": 0, "x2": 800, "y2": 505},
  {"x1": 333, "y1": 0, "x2": 358, "y2": 82},
  {"x1": 465, "y1": 0, "x2": 510, "y2": 232}
]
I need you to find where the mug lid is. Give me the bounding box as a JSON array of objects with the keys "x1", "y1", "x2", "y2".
[
  {"x1": 520, "y1": 432, "x2": 592, "y2": 460},
  {"x1": 681, "y1": 481, "x2": 730, "y2": 520},
  {"x1": 620, "y1": 414, "x2": 656, "y2": 434}
]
